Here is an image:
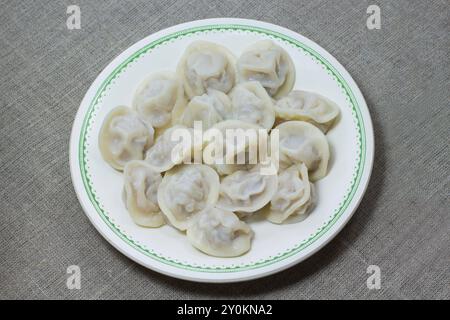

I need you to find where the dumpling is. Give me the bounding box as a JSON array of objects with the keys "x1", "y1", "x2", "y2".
[
  {"x1": 229, "y1": 81, "x2": 275, "y2": 129},
  {"x1": 275, "y1": 121, "x2": 329, "y2": 181},
  {"x1": 202, "y1": 120, "x2": 262, "y2": 175},
  {"x1": 157, "y1": 164, "x2": 220, "y2": 231},
  {"x1": 264, "y1": 163, "x2": 314, "y2": 223},
  {"x1": 132, "y1": 72, "x2": 186, "y2": 128},
  {"x1": 186, "y1": 207, "x2": 253, "y2": 257},
  {"x1": 123, "y1": 160, "x2": 164, "y2": 227},
  {"x1": 237, "y1": 40, "x2": 295, "y2": 98},
  {"x1": 216, "y1": 166, "x2": 278, "y2": 213},
  {"x1": 178, "y1": 89, "x2": 232, "y2": 130},
  {"x1": 275, "y1": 90, "x2": 340, "y2": 133},
  {"x1": 291, "y1": 182, "x2": 315, "y2": 219},
  {"x1": 177, "y1": 41, "x2": 236, "y2": 99},
  {"x1": 144, "y1": 125, "x2": 200, "y2": 172},
  {"x1": 99, "y1": 106, "x2": 154, "y2": 171}
]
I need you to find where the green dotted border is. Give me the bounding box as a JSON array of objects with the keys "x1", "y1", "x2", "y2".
[{"x1": 78, "y1": 24, "x2": 366, "y2": 273}]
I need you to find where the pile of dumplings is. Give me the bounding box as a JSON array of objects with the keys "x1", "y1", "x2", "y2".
[{"x1": 98, "y1": 40, "x2": 340, "y2": 257}]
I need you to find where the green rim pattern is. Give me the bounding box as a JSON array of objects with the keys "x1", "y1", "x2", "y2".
[{"x1": 78, "y1": 24, "x2": 366, "y2": 273}]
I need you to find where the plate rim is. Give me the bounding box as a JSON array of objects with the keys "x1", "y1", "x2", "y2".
[{"x1": 69, "y1": 18, "x2": 374, "y2": 283}]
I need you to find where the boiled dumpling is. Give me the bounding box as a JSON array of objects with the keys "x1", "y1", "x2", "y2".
[
  {"x1": 177, "y1": 41, "x2": 236, "y2": 99},
  {"x1": 275, "y1": 121, "x2": 329, "y2": 181},
  {"x1": 275, "y1": 90, "x2": 340, "y2": 133},
  {"x1": 178, "y1": 89, "x2": 232, "y2": 130},
  {"x1": 157, "y1": 164, "x2": 220, "y2": 231},
  {"x1": 99, "y1": 106, "x2": 154, "y2": 171},
  {"x1": 123, "y1": 160, "x2": 164, "y2": 227},
  {"x1": 202, "y1": 120, "x2": 262, "y2": 175},
  {"x1": 237, "y1": 40, "x2": 295, "y2": 98},
  {"x1": 292, "y1": 182, "x2": 315, "y2": 219},
  {"x1": 132, "y1": 72, "x2": 186, "y2": 128},
  {"x1": 264, "y1": 163, "x2": 314, "y2": 223},
  {"x1": 229, "y1": 81, "x2": 275, "y2": 129},
  {"x1": 145, "y1": 125, "x2": 200, "y2": 172},
  {"x1": 216, "y1": 166, "x2": 278, "y2": 213},
  {"x1": 186, "y1": 207, "x2": 253, "y2": 257}
]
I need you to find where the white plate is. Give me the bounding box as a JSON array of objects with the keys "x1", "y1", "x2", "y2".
[{"x1": 69, "y1": 18, "x2": 374, "y2": 283}]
